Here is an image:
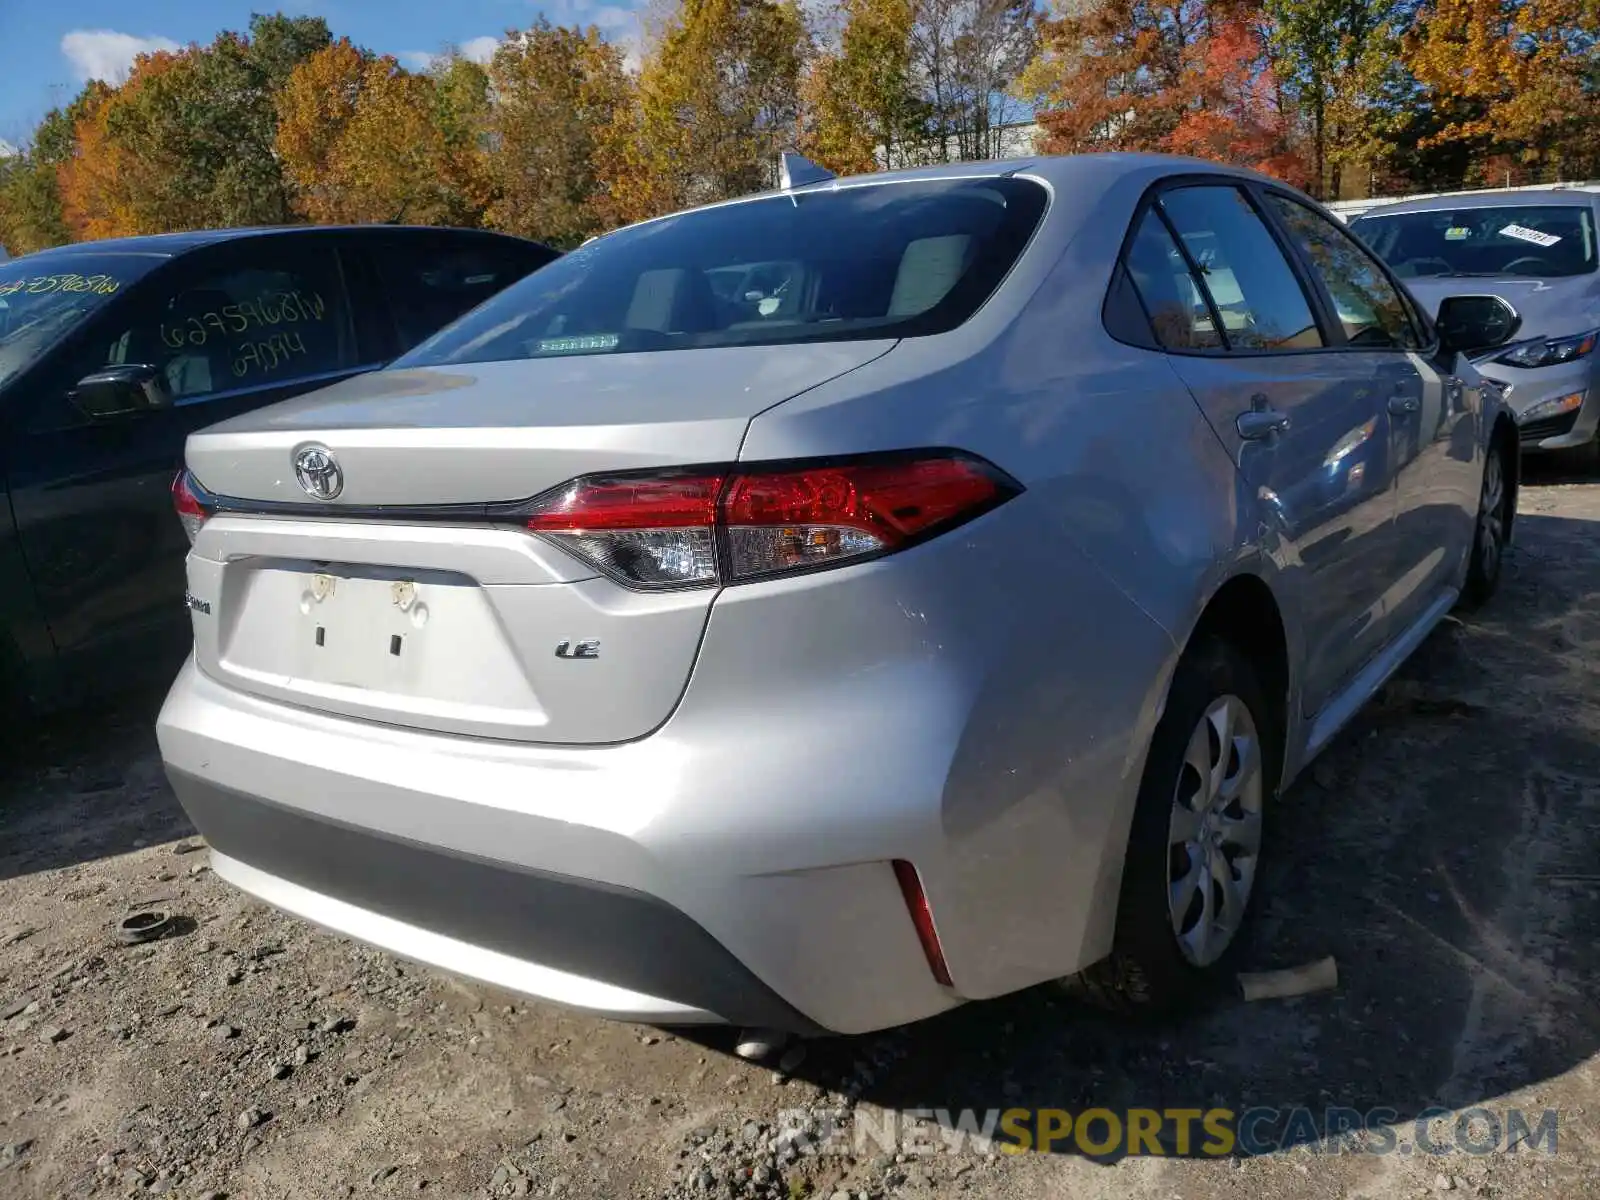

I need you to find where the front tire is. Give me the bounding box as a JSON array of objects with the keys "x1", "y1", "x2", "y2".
[
  {"x1": 1065, "y1": 637, "x2": 1276, "y2": 1016},
  {"x1": 1460, "y1": 439, "x2": 1509, "y2": 610}
]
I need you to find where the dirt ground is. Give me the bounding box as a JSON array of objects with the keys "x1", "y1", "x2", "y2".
[{"x1": 5, "y1": 466, "x2": 1600, "y2": 1200}]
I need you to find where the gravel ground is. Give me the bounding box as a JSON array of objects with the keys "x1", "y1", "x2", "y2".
[{"x1": 5, "y1": 468, "x2": 1600, "y2": 1200}]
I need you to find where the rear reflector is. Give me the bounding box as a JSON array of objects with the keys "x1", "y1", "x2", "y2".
[
  {"x1": 171, "y1": 469, "x2": 212, "y2": 546},
  {"x1": 892, "y1": 860, "x2": 953, "y2": 987},
  {"x1": 519, "y1": 451, "x2": 1020, "y2": 589}
]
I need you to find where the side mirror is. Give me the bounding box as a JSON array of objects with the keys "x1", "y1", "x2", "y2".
[
  {"x1": 69, "y1": 363, "x2": 173, "y2": 421},
  {"x1": 1435, "y1": 294, "x2": 1522, "y2": 357}
]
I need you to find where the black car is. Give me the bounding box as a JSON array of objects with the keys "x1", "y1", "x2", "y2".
[{"x1": 0, "y1": 225, "x2": 557, "y2": 716}]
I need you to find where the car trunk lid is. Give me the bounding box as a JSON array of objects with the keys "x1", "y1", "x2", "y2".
[{"x1": 182, "y1": 343, "x2": 894, "y2": 743}]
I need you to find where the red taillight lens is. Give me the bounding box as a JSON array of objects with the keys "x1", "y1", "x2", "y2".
[
  {"x1": 723, "y1": 456, "x2": 1009, "y2": 578},
  {"x1": 892, "y1": 860, "x2": 953, "y2": 987},
  {"x1": 518, "y1": 452, "x2": 1018, "y2": 589},
  {"x1": 171, "y1": 469, "x2": 211, "y2": 546}
]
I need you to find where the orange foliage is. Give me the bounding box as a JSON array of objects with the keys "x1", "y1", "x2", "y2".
[
  {"x1": 1162, "y1": 17, "x2": 1312, "y2": 187},
  {"x1": 1033, "y1": 0, "x2": 1309, "y2": 184},
  {"x1": 276, "y1": 43, "x2": 482, "y2": 226},
  {"x1": 57, "y1": 57, "x2": 188, "y2": 240}
]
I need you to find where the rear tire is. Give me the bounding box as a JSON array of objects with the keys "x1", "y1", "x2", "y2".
[
  {"x1": 1064, "y1": 637, "x2": 1277, "y2": 1016},
  {"x1": 1460, "y1": 438, "x2": 1509, "y2": 610}
]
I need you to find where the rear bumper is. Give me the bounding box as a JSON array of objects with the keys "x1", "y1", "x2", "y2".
[
  {"x1": 157, "y1": 658, "x2": 963, "y2": 1035},
  {"x1": 169, "y1": 771, "x2": 823, "y2": 1033}
]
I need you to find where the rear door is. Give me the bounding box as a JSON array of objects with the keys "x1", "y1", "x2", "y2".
[
  {"x1": 1121, "y1": 182, "x2": 1399, "y2": 716},
  {"x1": 5, "y1": 234, "x2": 370, "y2": 688},
  {"x1": 1262, "y1": 191, "x2": 1474, "y2": 627},
  {"x1": 359, "y1": 232, "x2": 559, "y2": 359}
]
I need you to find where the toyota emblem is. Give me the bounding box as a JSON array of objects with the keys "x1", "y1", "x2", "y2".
[{"x1": 294, "y1": 445, "x2": 343, "y2": 500}]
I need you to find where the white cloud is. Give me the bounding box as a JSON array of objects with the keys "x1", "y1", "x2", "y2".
[
  {"x1": 0, "y1": 139, "x2": 17, "y2": 159},
  {"x1": 459, "y1": 36, "x2": 500, "y2": 64},
  {"x1": 61, "y1": 30, "x2": 181, "y2": 84},
  {"x1": 589, "y1": 5, "x2": 634, "y2": 29},
  {"x1": 399, "y1": 35, "x2": 500, "y2": 72}
]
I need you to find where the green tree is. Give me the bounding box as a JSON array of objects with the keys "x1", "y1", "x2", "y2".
[
  {"x1": 801, "y1": 0, "x2": 923, "y2": 174},
  {"x1": 616, "y1": 0, "x2": 808, "y2": 220},
  {"x1": 0, "y1": 100, "x2": 85, "y2": 254},
  {"x1": 1266, "y1": 0, "x2": 1411, "y2": 197},
  {"x1": 482, "y1": 22, "x2": 633, "y2": 246}
]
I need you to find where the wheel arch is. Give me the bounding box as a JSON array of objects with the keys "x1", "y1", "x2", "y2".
[{"x1": 1182, "y1": 571, "x2": 1292, "y2": 797}]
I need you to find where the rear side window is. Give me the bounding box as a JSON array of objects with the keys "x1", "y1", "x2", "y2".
[
  {"x1": 1156, "y1": 186, "x2": 1324, "y2": 352},
  {"x1": 1122, "y1": 209, "x2": 1223, "y2": 351},
  {"x1": 373, "y1": 239, "x2": 555, "y2": 351},
  {"x1": 394, "y1": 178, "x2": 1049, "y2": 365}
]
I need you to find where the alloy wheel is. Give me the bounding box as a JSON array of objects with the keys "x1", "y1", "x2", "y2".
[
  {"x1": 1166, "y1": 694, "x2": 1264, "y2": 967},
  {"x1": 1477, "y1": 452, "x2": 1505, "y2": 580}
]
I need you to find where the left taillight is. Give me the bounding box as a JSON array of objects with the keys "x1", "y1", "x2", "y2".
[
  {"x1": 517, "y1": 450, "x2": 1021, "y2": 590},
  {"x1": 171, "y1": 469, "x2": 211, "y2": 546}
]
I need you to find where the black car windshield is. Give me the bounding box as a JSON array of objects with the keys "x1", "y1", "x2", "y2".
[
  {"x1": 394, "y1": 177, "x2": 1049, "y2": 366},
  {"x1": 0, "y1": 253, "x2": 162, "y2": 387},
  {"x1": 1351, "y1": 204, "x2": 1598, "y2": 279}
]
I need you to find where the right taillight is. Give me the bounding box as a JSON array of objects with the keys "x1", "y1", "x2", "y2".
[
  {"x1": 518, "y1": 451, "x2": 1019, "y2": 589},
  {"x1": 171, "y1": 469, "x2": 212, "y2": 545}
]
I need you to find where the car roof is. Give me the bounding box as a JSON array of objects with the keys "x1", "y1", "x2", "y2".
[
  {"x1": 1356, "y1": 189, "x2": 1600, "y2": 218},
  {"x1": 18, "y1": 224, "x2": 544, "y2": 263},
  {"x1": 598, "y1": 152, "x2": 1293, "y2": 240}
]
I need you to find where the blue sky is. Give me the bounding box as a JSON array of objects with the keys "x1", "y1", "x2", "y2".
[{"x1": 0, "y1": 0, "x2": 644, "y2": 150}]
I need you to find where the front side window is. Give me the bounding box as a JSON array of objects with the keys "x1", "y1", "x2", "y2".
[
  {"x1": 93, "y1": 249, "x2": 355, "y2": 402},
  {"x1": 1350, "y1": 204, "x2": 1598, "y2": 280},
  {"x1": 1270, "y1": 195, "x2": 1421, "y2": 349},
  {"x1": 1155, "y1": 186, "x2": 1324, "y2": 353},
  {"x1": 394, "y1": 177, "x2": 1049, "y2": 367},
  {"x1": 0, "y1": 253, "x2": 162, "y2": 389}
]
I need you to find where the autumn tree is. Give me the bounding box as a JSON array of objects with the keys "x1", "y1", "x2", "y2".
[
  {"x1": 431, "y1": 54, "x2": 494, "y2": 217},
  {"x1": 56, "y1": 14, "x2": 332, "y2": 239},
  {"x1": 482, "y1": 22, "x2": 633, "y2": 246},
  {"x1": 1022, "y1": 0, "x2": 1197, "y2": 154},
  {"x1": 57, "y1": 75, "x2": 161, "y2": 239},
  {"x1": 802, "y1": 0, "x2": 923, "y2": 174},
  {"x1": 1404, "y1": 0, "x2": 1600, "y2": 181},
  {"x1": 1026, "y1": 0, "x2": 1309, "y2": 182},
  {"x1": 611, "y1": 0, "x2": 808, "y2": 222},
  {"x1": 0, "y1": 100, "x2": 84, "y2": 254},
  {"x1": 276, "y1": 42, "x2": 484, "y2": 226},
  {"x1": 1164, "y1": 14, "x2": 1309, "y2": 185}
]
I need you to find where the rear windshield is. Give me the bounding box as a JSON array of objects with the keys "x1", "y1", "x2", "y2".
[
  {"x1": 393, "y1": 177, "x2": 1049, "y2": 365},
  {"x1": 1350, "y1": 204, "x2": 1598, "y2": 279},
  {"x1": 0, "y1": 253, "x2": 161, "y2": 387}
]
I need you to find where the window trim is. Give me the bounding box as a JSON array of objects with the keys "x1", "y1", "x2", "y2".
[
  {"x1": 1254, "y1": 184, "x2": 1440, "y2": 357},
  {"x1": 1105, "y1": 173, "x2": 1339, "y2": 359}
]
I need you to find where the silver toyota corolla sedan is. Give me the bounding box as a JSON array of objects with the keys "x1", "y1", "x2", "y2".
[
  {"x1": 158, "y1": 153, "x2": 1520, "y2": 1038},
  {"x1": 1350, "y1": 190, "x2": 1600, "y2": 456}
]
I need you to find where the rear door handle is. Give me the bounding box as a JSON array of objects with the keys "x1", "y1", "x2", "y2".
[
  {"x1": 1387, "y1": 394, "x2": 1421, "y2": 415},
  {"x1": 1237, "y1": 409, "x2": 1291, "y2": 440}
]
